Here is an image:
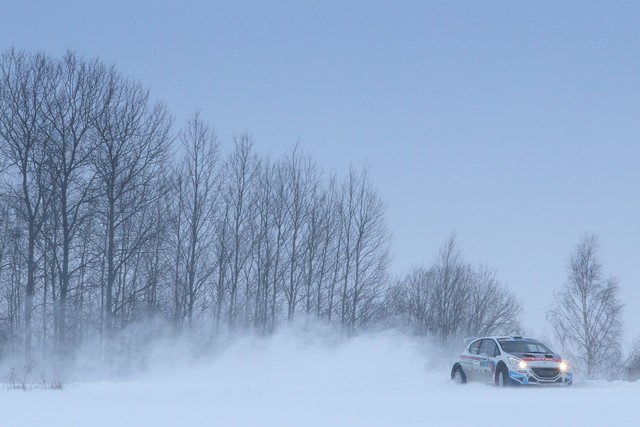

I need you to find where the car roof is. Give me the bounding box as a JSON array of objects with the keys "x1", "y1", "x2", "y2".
[{"x1": 468, "y1": 336, "x2": 539, "y2": 342}]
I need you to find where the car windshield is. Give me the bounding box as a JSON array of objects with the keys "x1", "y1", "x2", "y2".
[{"x1": 498, "y1": 339, "x2": 553, "y2": 354}]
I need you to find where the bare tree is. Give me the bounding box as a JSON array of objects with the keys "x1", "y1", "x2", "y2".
[
  {"x1": 168, "y1": 168, "x2": 188, "y2": 324},
  {"x1": 325, "y1": 175, "x2": 343, "y2": 323},
  {"x1": 212, "y1": 197, "x2": 231, "y2": 330},
  {"x1": 623, "y1": 338, "x2": 640, "y2": 381},
  {"x1": 224, "y1": 134, "x2": 259, "y2": 328},
  {"x1": 282, "y1": 145, "x2": 315, "y2": 321},
  {"x1": 314, "y1": 176, "x2": 339, "y2": 319},
  {"x1": 393, "y1": 267, "x2": 435, "y2": 334},
  {"x1": 92, "y1": 70, "x2": 171, "y2": 337},
  {"x1": 389, "y1": 235, "x2": 521, "y2": 343},
  {"x1": 178, "y1": 112, "x2": 219, "y2": 326},
  {"x1": 338, "y1": 166, "x2": 391, "y2": 330},
  {"x1": 251, "y1": 157, "x2": 275, "y2": 331},
  {"x1": 0, "y1": 50, "x2": 51, "y2": 359},
  {"x1": 42, "y1": 52, "x2": 106, "y2": 353},
  {"x1": 265, "y1": 162, "x2": 288, "y2": 330},
  {"x1": 302, "y1": 182, "x2": 327, "y2": 315},
  {"x1": 338, "y1": 168, "x2": 356, "y2": 327},
  {"x1": 0, "y1": 198, "x2": 19, "y2": 355},
  {"x1": 548, "y1": 234, "x2": 623, "y2": 378},
  {"x1": 141, "y1": 194, "x2": 173, "y2": 314},
  {"x1": 430, "y1": 233, "x2": 471, "y2": 342},
  {"x1": 465, "y1": 266, "x2": 521, "y2": 337}
]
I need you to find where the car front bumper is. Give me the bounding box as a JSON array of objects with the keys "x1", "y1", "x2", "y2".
[{"x1": 508, "y1": 368, "x2": 573, "y2": 386}]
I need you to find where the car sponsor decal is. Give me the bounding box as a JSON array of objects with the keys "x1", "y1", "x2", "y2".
[{"x1": 460, "y1": 355, "x2": 484, "y2": 361}]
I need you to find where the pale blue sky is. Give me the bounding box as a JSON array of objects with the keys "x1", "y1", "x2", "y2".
[{"x1": 2, "y1": 1, "x2": 639, "y2": 341}]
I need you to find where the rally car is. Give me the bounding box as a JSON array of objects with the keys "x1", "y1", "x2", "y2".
[{"x1": 450, "y1": 336, "x2": 572, "y2": 386}]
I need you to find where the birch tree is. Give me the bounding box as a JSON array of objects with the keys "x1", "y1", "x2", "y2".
[{"x1": 548, "y1": 234, "x2": 623, "y2": 378}]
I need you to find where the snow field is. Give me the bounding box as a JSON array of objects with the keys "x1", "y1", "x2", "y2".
[{"x1": 3, "y1": 328, "x2": 639, "y2": 427}]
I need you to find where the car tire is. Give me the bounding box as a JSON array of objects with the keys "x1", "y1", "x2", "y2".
[
  {"x1": 451, "y1": 364, "x2": 467, "y2": 384},
  {"x1": 495, "y1": 364, "x2": 509, "y2": 387}
]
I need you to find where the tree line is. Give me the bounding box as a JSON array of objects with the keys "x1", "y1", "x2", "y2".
[
  {"x1": 1, "y1": 49, "x2": 634, "y2": 380},
  {"x1": 0, "y1": 49, "x2": 394, "y2": 364}
]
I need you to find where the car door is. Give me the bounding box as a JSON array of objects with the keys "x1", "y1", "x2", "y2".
[
  {"x1": 462, "y1": 339, "x2": 482, "y2": 381},
  {"x1": 478, "y1": 339, "x2": 500, "y2": 383}
]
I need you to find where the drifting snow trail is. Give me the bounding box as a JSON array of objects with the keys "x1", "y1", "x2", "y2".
[{"x1": 3, "y1": 330, "x2": 640, "y2": 426}]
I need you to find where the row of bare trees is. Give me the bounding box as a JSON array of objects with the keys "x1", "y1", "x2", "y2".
[
  {"x1": 0, "y1": 50, "x2": 392, "y2": 364},
  {"x1": 0, "y1": 50, "x2": 173, "y2": 361}
]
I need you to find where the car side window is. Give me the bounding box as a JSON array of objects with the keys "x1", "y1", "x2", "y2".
[
  {"x1": 492, "y1": 341, "x2": 500, "y2": 357},
  {"x1": 469, "y1": 340, "x2": 481, "y2": 355},
  {"x1": 479, "y1": 339, "x2": 499, "y2": 357}
]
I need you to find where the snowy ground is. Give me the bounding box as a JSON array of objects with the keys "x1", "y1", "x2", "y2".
[{"x1": 3, "y1": 329, "x2": 639, "y2": 427}]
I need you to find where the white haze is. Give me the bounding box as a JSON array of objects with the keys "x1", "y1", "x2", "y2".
[{"x1": 2, "y1": 322, "x2": 640, "y2": 426}]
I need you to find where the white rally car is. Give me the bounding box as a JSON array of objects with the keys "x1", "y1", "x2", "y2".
[{"x1": 451, "y1": 336, "x2": 573, "y2": 386}]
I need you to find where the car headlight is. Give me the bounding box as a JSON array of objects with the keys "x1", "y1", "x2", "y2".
[
  {"x1": 509, "y1": 357, "x2": 528, "y2": 369},
  {"x1": 559, "y1": 361, "x2": 569, "y2": 372}
]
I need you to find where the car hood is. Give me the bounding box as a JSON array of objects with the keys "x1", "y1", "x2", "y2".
[{"x1": 508, "y1": 352, "x2": 563, "y2": 362}]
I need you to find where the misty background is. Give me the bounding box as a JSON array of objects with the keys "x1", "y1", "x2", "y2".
[{"x1": 0, "y1": 1, "x2": 639, "y2": 383}]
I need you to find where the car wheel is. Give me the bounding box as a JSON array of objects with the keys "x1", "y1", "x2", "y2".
[
  {"x1": 451, "y1": 364, "x2": 467, "y2": 384},
  {"x1": 496, "y1": 364, "x2": 509, "y2": 387}
]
